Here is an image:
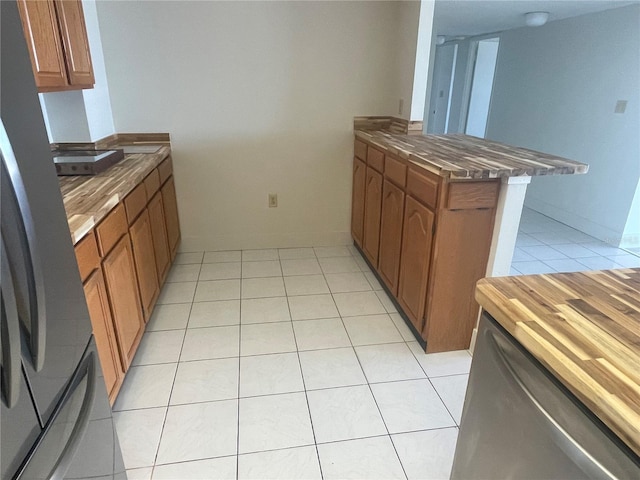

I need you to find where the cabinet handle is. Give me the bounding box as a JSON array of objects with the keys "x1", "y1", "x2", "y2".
[
  {"x1": 0, "y1": 235, "x2": 22, "y2": 408},
  {"x1": 0, "y1": 120, "x2": 46, "y2": 371},
  {"x1": 486, "y1": 329, "x2": 618, "y2": 480}
]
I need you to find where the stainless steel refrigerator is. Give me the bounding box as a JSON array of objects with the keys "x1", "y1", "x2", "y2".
[{"x1": 1, "y1": 1, "x2": 126, "y2": 478}]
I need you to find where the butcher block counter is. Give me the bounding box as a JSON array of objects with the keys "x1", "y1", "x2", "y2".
[
  {"x1": 59, "y1": 144, "x2": 171, "y2": 244},
  {"x1": 476, "y1": 268, "x2": 640, "y2": 457},
  {"x1": 354, "y1": 130, "x2": 588, "y2": 180}
]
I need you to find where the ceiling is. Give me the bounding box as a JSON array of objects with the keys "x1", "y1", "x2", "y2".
[{"x1": 434, "y1": 0, "x2": 638, "y2": 37}]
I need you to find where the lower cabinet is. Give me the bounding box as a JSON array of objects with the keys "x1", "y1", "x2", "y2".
[
  {"x1": 351, "y1": 157, "x2": 366, "y2": 247},
  {"x1": 351, "y1": 137, "x2": 500, "y2": 352},
  {"x1": 162, "y1": 176, "x2": 180, "y2": 261},
  {"x1": 378, "y1": 179, "x2": 405, "y2": 296},
  {"x1": 397, "y1": 196, "x2": 435, "y2": 333},
  {"x1": 74, "y1": 154, "x2": 181, "y2": 404},
  {"x1": 362, "y1": 167, "x2": 383, "y2": 266},
  {"x1": 83, "y1": 269, "x2": 123, "y2": 403},
  {"x1": 101, "y1": 233, "x2": 145, "y2": 370},
  {"x1": 129, "y1": 208, "x2": 159, "y2": 321},
  {"x1": 148, "y1": 192, "x2": 171, "y2": 284}
]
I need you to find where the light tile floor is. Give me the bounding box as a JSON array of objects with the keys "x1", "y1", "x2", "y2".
[
  {"x1": 511, "y1": 207, "x2": 640, "y2": 275},
  {"x1": 116, "y1": 246, "x2": 470, "y2": 480},
  {"x1": 116, "y1": 208, "x2": 638, "y2": 479}
]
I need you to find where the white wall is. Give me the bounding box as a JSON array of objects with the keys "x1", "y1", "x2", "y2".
[
  {"x1": 486, "y1": 5, "x2": 640, "y2": 247},
  {"x1": 410, "y1": 0, "x2": 435, "y2": 121},
  {"x1": 81, "y1": 0, "x2": 114, "y2": 141},
  {"x1": 96, "y1": 0, "x2": 414, "y2": 251}
]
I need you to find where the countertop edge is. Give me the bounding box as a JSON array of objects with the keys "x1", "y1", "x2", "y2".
[{"x1": 475, "y1": 270, "x2": 640, "y2": 458}]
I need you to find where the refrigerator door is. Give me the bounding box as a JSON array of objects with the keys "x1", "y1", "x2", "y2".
[
  {"x1": 1, "y1": 0, "x2": 93, "y2": 425},
  {"x1": 451, "y1": 313, "x2": 640, "y2": 479},
  {"x1": 1, "y1": 236, "x2": 42, "y2": 480},
  {"x1": 13, "y1": 338, "x2": 126, "y2": 480}
]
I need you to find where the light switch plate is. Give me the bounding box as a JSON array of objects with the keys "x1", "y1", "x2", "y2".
[{"x1": 614, "y1": 100, "x2": 627, "y2": 114}]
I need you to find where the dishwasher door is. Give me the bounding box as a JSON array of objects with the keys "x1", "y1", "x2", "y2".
[{"x1": 451, "y1": 312, "x2": 640, "y2": 480}]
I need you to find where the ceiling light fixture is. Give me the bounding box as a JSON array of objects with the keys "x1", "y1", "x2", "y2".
[{"x1": 524, "y1": 11, "x2": 549, "y2": 27}]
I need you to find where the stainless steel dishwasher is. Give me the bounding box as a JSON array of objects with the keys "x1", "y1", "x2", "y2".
[{"x1": 451, "y1": 312, "x2": 640, "y2": 480}]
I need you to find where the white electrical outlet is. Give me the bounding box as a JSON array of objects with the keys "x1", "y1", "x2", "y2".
[{"x1": 268, "y1": 193, "x2": 278, "y2": 208}]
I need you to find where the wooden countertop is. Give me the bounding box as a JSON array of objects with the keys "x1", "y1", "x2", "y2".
[
  {"x1": 476, "y1": 268, "x2": 640, "y2": 457},
  {"x1": 355, "y1": 130, "x2": 589, "y2": 180},
  {"x1": 59, "y1": 145, "x2": 171, "y2": 244}
]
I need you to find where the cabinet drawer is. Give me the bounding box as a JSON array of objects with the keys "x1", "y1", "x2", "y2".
[
  {"x1": 75, "y1": 230, "x2": 100, "y2": 283},
  {"x1": 447, "y1": 181, "x2": 499, "y2": 210},
  {"x1": 367, "y1": 146, "x2": 385, "y2": 173},
  {"x1": 124, "y1": 183, "x2": 147, "y2": 225},
  {"x1": 384, "y1": 155, "x2": 407, "y2": 188},
  {"x1": 354, "y1": 139, "x2": 367, "y2": 161},
  {"x1": 95, "y1": 204, "x2": 127, "y2": 257},
  {"x1": 144, "y1": 168, "x2": 161, "y2": 199},
  {"x1": 158, "y1": 156, "x2": 173, "y2": 185},
  {"x1": 407, "y1": 166, "x2": 440, "y2": 209}
]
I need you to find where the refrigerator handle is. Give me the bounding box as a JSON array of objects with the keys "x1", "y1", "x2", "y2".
[
  {"x1": 0, "y1": 119, "x2": 46, "y2": 371},
  {"x1": 487, "y1": 329, "x2": 617, "y2": 480},
  {"x1": 1, "y1": 234, "x2": 22, "y2": 408},
  {"x1": 48, "y1": 350, "x2": 96, "y2": 480}
]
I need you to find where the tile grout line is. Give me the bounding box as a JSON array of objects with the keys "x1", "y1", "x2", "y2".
[
  {"x1": 235, "y1": 257, "x2": 244, "y2": 480},
  {"x1": 286, "y1": 248, "x2": 325, "y2": 480}
]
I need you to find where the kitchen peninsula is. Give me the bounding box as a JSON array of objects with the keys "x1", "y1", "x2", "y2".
[
  {"x1": 352, "y1": 116, "x2": 588, "y2": 353},
  {"x1": 58, "y1": 134, "x2": 179, "y2": 403}
]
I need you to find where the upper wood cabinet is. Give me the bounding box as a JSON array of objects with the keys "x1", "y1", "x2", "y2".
[{"x1": 17, "y1": 0, "x2": 94, "y2": 92}]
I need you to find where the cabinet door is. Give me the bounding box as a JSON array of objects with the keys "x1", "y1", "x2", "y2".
[
  {"x1": 129, "y1": 209, "x2": 160, "y2": 322},
  {"x1": 161, "y1": 176, "x2": 181, "y2": 261},
  {"x1": 378, "y1": 180, "x2": 405, "y2": 296},
  {"x1": 54, "y1": 0, "x2": 94, "y2": 86},
  {"x1": 397, "y1": 196, "x2": 435, "y2": 332},
  {"x1": 148, "y1": 192, "x2": 171, "y2": 285},
  {"x1": 83, "y1": 269, "x2": 123, "y2": 404},
  {"x1": 362, "y1": 167, "x2": 383, "y2": 266},
  {"x1": 351, "y1": 157, "x2": 366, "y2": 247},
  {"x1": 17, "y1": 0, "x2": 68, "y2": 89},
  {"x1": 101, "y1": 234, "x2": 144, "y2": 369}
]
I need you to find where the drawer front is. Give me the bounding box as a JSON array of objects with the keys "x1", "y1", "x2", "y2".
[
  {"x1": 367, "y1": 146, "x2": 385, "y2": 173},
  {"x1": 95, "y1": 204, "x2": 127, "y2": 257},
  {"x1": 447, "y1": 181, "x2": 499, "y2": 210},
  {"x1": 143, "y1": 168, "x2": 161, "y2": 199},
  {"x1": 384, "y1": 155, "x2": 407, "y2": 188},
  {"x1": 158, "y1": 156, "x2": 173, "y2": 185},
  {"x1": 407, "y1": 166, "x2": 440, "y2": 209},
  {"x1": 75, "y1": 230, "x2": 100, "y2": 283},
  {"x1": 354, "y1": 139, "x2": 367, "y2": 161},
  {"x1": 124, "y1": 182, "x2": 147, "y2": 225}
]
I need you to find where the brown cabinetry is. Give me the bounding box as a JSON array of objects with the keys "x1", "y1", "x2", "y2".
[
  {"x1": 75, "y1": 230, "x2": 124, "y2": 404},
  {"x1": 102, "y1": 234, "x2": 145, "y2": 369},
  {"x1": 362, "y1": 167, "x2": 383, "y2": 266},
  {"x1": 350, "y1": 137, "x2": 499, "y2": 352},
  {"x1": 162, "y1": 175, "x2": 180, "y2": 261},
  {"x1": 148, "y1": 192, "x2": 171, "y2": 284},
  {"x1": 83, "y1": 269, "x2": 123, "y2": 403},
  {"x1": 17, "y1": 0, "x2": 94, "y2": 92},
  {"x1": 129, "y1": 209, "x2": 159, "y2": 321},
  {"x1": 397, "y1": 196, "x2": 434, "y2": 332},
  {"x1": 378, "y1": 179, "x2": 405, "y2": 296},
  {"x1": 351, "y1": 157, "x2": 366, "y2": 247}
]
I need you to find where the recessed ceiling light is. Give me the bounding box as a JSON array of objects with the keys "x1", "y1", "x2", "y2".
[{"x1": 524, "y1": 11, "x2": 549, "y2": 27}]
